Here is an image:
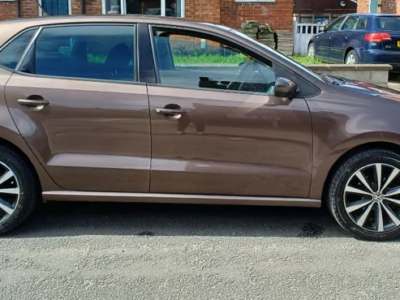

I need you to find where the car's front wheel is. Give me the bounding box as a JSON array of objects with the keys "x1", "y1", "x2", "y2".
[
  {"x1": 327, "y1": 149, "x2": 400, "y2": 241},
  {"x1": 345, "y1": 50, "x2": 359, "y2": 64}
]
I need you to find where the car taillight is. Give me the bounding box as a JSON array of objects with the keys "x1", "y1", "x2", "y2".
[{"x1": 365, "y1": 33, "x2": 392, "y2": 42}]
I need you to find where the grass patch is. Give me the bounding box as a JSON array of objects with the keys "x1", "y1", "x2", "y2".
[
  {"x1": 290, "y1": 56, "x2": 326, "y2": 65},
  {"x1": 173, "y1": 54, "x2": 245, "y2": 64}
]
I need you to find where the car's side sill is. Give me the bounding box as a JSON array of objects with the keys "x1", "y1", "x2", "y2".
[{"x1": 42, "y1": 191, "x2": 321, "y2": 208}]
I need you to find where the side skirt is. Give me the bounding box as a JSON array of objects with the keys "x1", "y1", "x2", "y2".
[{"x1": 42, "y1": 191, "x2": 321, "y2": 208}]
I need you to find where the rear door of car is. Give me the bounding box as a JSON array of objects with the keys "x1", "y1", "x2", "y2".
[
  {"x1": 4, "y1": 23, "x2": 151, "y2": 192},
  {"x1": 331, "y1": 15, "x2": 359, "y2": 62},
  {"x1": 316, "y1": 16, "x2": 346, "y2": 61}
]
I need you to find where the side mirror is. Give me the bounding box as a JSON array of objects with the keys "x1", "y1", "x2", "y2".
[{"x1": 274, "y1": 77, "x2": 297, "y2": 99}]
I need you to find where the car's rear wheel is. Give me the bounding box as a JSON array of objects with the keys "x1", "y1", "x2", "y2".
[
  {"x1": 0, "y1": 146, "x2": 40, "y2": 234},
  {"x1": 308, "y1": 43, "x2": 315, "y2": 57},
  {"x1": 327, "y1": 149, "x2": 400, "y2": 241},
  {"x1": 345, "y1": 50, "x2": 359, "y2": 64}
]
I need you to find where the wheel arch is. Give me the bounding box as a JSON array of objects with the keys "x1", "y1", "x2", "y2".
[
  {"x1": 0, "y1": 129, "x2": 59, "y2": 194},
  {"x1": 344, "y1": 47, "x2": 355, "y2": 63},
  {"x1": 320, "y1": 141, "x2": 400, "y2": 204}
]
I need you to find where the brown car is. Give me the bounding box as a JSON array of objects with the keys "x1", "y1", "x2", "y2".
[{"x1": 1, "y1": 16, "x2": 400, "y2": 240}]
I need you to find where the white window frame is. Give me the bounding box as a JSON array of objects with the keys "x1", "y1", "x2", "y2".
[
  {"x1": 39, "y1": 0, "x2": 72, "y2": 16},
  {"x1": 102, "y1": 0, "x2": 185, "y2": 17}
]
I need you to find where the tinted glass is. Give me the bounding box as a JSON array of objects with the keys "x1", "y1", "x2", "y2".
[
  {"x1": 356, "y1": 17, "x2": 368, "y2": 30},
  {"x1": 342, "y1": 16, "x2": 359, "y2": 31},
  {"x1": 32, "y1": 25, "x2": 135, "y2": 81},
  {"x1": 326, "y1": 17, "x2": 345, "y2": 32},
  {"x1": 152, "y1": 29, "x2": 276, "y2": 95},
  {"x1": 375, "y1": 16, "x2": 400, "y2": 31},
  {"x1": 0, "y1": 29, "x2": 35, "y2": 70}
]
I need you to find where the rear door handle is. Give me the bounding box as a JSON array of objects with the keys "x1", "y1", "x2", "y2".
[
  {"x1": 18, "y1": 98, "x2": 49, "y2": 111},
  {"x1": 329, "y1": 36, "x2": 333, "y2": 40},
  {"x1": 155, "y1": 108, "x2": 186, "y2": 115}
]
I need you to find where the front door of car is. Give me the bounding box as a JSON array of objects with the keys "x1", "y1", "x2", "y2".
[
  {"x1": 147, "y1": 27, "x2": 312, "y2": 198},
  {"x1": 5, "y1": 24, "x2": 151, "y2": 192}
]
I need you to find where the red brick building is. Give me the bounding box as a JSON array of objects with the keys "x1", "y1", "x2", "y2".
[
  {"x1": 0, "y1": 0, "x2": 294, "y2": 31},
  {"x1": 358, "y1": 0, "x2": 400, "y2": 14}
]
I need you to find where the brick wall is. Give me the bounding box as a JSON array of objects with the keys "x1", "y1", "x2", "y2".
[
  {"x1": 358, "y1": 0, "x2": 400, "y2": 14},
  {"x1": 185, "y1": 0, "x2": 221, "y2": 24},
  {"x1": 381, "y1": 0, "x2": 400, "y2": 14},
  {"x1": 220, "y1": 0, "x2": 293, "y2": 31},
  {"x1": 1, "y1": 0, "x2": 293, "y2": 31},
  {"x1": 357, "y1": 0, "x2": 369, "y2": 13},
  {"x1": 0, "y1": 2, "x2": 18, "y2": 20}
]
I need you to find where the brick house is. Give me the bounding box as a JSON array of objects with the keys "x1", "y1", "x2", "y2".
[
  {"x1": 358, "y1": 0, "x2": 400, "y2": 14},
  {"x1": 0, "y1": 0, "x2": 294, "y2": 31}
]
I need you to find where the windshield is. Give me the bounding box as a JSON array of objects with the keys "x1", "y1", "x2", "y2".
[
  {"x1": 204, "y1": 23, "x2": 324, "y2": 82},
  {"x1": 375, "y1": 16, "x2": 400, "y2": 31}
]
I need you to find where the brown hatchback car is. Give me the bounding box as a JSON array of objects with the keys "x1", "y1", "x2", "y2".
[{"x1": 1, "y1": 16, "x2": 400, "y2": 240}]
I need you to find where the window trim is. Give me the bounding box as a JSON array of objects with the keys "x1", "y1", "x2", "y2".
[
  {"x1": 0, "y1": 27, "x2": 39, "y2": 72},
  {"x1": 38, "y1": 0, "x2": 72, "y2": 16},
  {"x1": 15, "y1": 23, "x2": 140, "y2": 84},
  {"x1": 340, "y1": 16, "x2": 359, "y2": 31},
  {"x1": 326, "y1": 16, "x2": 346, "y2": 33},
  {"x1": 148, "y1": 24, "x2": 280, "y2": 96}
]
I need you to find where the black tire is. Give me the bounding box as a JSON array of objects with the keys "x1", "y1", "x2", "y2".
[
  {"x1": 327, "y1": 149, "x2": 400, "y2": 241},
  {"x1": 345, "y1": 50, "x2": 359, "y2": 64},
  {"x1": 0, "y1": 146, "x2": 40, "y2": 234}
]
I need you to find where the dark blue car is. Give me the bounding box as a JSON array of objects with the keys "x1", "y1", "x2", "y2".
[{"x1": 308, "y1": 14, "x2": 400, "y2": 71}]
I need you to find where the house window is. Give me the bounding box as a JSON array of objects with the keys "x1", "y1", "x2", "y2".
[
  {"x1": 39, "y1": 0, "x2": 71, "y2": 16},
  {"x1": 103, "y1": 0, "x2": 184, "y2": 17}
]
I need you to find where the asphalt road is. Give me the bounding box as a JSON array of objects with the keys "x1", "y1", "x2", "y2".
[{"x1": 1, "y1": 202, "x2": 400, "y2": 300}]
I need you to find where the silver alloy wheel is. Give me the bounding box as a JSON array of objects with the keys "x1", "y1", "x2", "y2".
[
  {"x1": 346, "y1": 53, "x2": 357, "y2": 64},
  {"x1": 0, "y1": 162, "x2": 20, "y2": 225},
  {"x1": 308, "y1": 44, "x2": 315, "y2": 57},
  {"x1": 344, "y1": 163, "x2": 400, "y2": 232}
]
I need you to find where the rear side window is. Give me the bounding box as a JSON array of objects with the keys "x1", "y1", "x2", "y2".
[
  {"x1": 356, "y1": 17, "x2": 368, "y2": 30},
  {"x1": 375, "y1": 16, "x2": 400, "y2": 31},
  {"x1": 326, "y1": 17, "x2": 345, "y2": 32},
  {"x1": 0, "y1": 29, "x2": 35, "y2": 70},
  {"x1": 342, "y1": 16, "x2": 359, "y2": 31},
  {"x1": 23, "y1": 25, "x2": 136, "y2": 82}
]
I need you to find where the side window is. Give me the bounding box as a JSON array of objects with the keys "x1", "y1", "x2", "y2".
[
  {"x1": 25, "y1": 25, "x2": 135, "y2": 82},
  {"x1": 0, "y1": 29, "x2": 36, "y2": 70},
  {"x1": 356, "y1": 17, "x2": 368, "y2": 30},
  {"x1": 326, "y1": 17, "x2": 345, "y2": 32},
  {"x1": 152, "y1": 29, "x2": 276, "y2": 95},
  {"x1": 342, "y1": 16, "x2": 359, "y2": 31}
]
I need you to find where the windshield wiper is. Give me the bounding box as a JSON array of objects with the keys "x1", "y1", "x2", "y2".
[{"x1": 319, "y1": 73, "x2": 345, "y2": 86}]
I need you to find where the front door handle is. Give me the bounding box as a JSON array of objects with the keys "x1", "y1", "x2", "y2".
[
  {"x1": 17, "y1": 98, "x2": 49, "y2": 111},
  {"x1": 155, "y1": 108, "x2": 186, "y2": 115}
]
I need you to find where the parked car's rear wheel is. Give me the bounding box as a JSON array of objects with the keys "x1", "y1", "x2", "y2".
[
  {"x1": 345, "y1": 50, "x2": 359, "y2": 64},
  {"x1": 308, "y1": 43, "x2": 315, "y2": 57},
  {"x1": 0, "y1": 146, "x2": 40, "y2": 234},
  {"x1": 327, "y1": 149, "x2": 400, "y2": 241}
]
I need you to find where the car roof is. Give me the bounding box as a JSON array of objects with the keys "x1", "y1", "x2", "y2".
[
  {"x1": 345, "y1": 13, "x2": 400, "y2": 17},
  {"x1": 0, "y1": 15, "x2": 224, "y2": 46}
]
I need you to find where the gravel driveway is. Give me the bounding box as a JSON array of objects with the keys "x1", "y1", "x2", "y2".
[{"x1": 1, "y1": 202, "x2": 399, "y2": 300}]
